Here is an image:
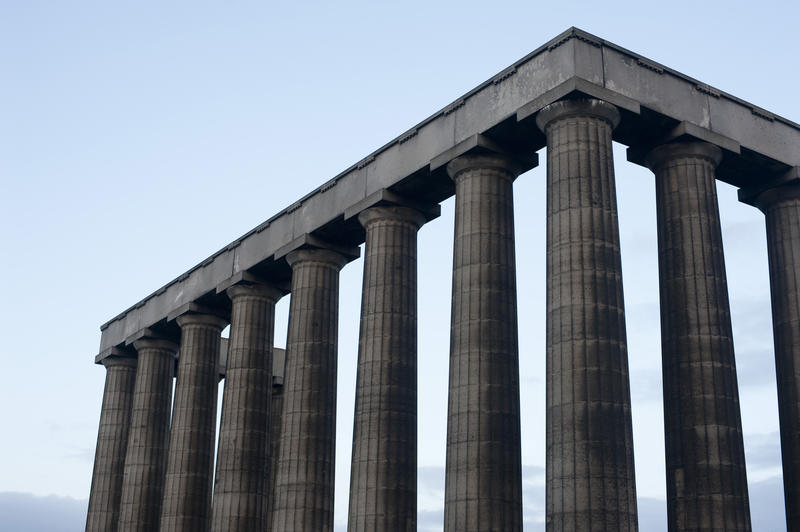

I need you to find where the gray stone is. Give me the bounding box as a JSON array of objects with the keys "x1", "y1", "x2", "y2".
[
  {"x1": 86, "y1": 355, "x2": 137, "y2": 532},
  {"x1": 211, "y1": 284, "x2": 283, "y2": 532},
  {"x1": 537, "y1": 99, "x2": 638, "y2": 531},
  {"x1": 88, "y1": 26, "x2": 800, "y2": 531},
  {"x1": 347, "y1": 206, "x2": 427, "y2": 531},
  {"x1": 646, "y1": 141, "x2": 751, "y2": 531},
  {"x1": 97, "y1": 28, "x2": 800, "y2": 359},
  {"x1": 443, "y1": 154, "x2": 523, "y2": 532},
  {"x1": 118, "y1": 338, "x2": 177, "y2": 532},
  {"x1": 271, "y1": 249, "x2": 348, "y2": 532},
  {"x1": 160, "y1": 313, "x2": 228, "y2": 532},
  {"x1": 754, "y1": 184, "x2": 800, "y2": 531},
  {"x1": 265, "y1": 348, "x2": 286, "y2": 532}
]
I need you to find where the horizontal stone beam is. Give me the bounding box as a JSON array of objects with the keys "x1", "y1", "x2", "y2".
[{"x1": 97, "y1": 26, "x2": 800, "y2": 360}]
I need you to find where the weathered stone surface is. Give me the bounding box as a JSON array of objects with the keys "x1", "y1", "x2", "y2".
[
  {"x1": 86, "y1": 356, "x2": 137, "y2": 532},
  {"x1": 97, "y1": 27, "x2": 800, "y2": 361},
  {"x1": 537, "y1": 99, "x2": 638, "y2": 531},
  {"x1": 160, "y1": 313, "x2": 228, "y2": 532},
  {"x1": 87, "y1": 27, "x2": 800, "y2": 532},
  {"x1": 754, "y1": 184, "x2": 800, "y2": 531},
  {"x1": 271, "y1": 249, "x2": 348, "y2": 532},
  {"x1": 265, "y1": 349, "x2": 285, "y2": 532},
  {"x1": 348, "y1": 206, "x2": 427, "y2": 532},
  {"x1": 211, "y1": 284, "x2": 282, "y2": 532},
  {"x1": 647, "y1": 141, "x2": 751, "y2": 531},
  {"x1": 118, "y1": 338, "x2": 177, "y2": 532},
  {"x1": 443, "y1": 154, "x2": 522, "y2": 532}
]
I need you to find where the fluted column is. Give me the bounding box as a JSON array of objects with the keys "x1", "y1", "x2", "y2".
[
  {"x1": 271, "y1": 249, "x2": 348, "y2": 532},
  {"x1": 536, "y1": 99, "x2": 638, "y2": 531},
  {"x1": 754, "y1": 183, "x2": 800, "y2": 531},
  {"x1": 160, "y1": 312, "x2": 228, "y2": 532},
  {"x1": 118, "y1": 338, "x2": 177, "y2": 532},
  {"x1": 266, "y1": 348, "x2": 286, "y2": 532},
  {"x1": 646, "y1": 142, "x2": 751, "y2": 531},
  {"x1": 86, "y1": 355, "x2": 138, "y2": 532},
  {"x1": 348, "y1": 206, "x2": 427, "y2": 531},
  {"x1": 212, "y1": 284, "x2": 282, "y2": 532},
  {"x1": 443, "y1": 154, "x2": 522, "y2": 532}
]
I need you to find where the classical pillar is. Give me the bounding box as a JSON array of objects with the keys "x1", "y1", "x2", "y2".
[
  {"x1": 86, "y1": 355, "x2": 137, "y2": 532},
  {"x1": 118, "y1": 338, "x2": 177, "y2": 532},
  {"x1": 646, "y1": 142, "x2": 751, "y2": 531},
  {"x1": 266, "y1": 348, "x2": 286, "y2": 532},
  {"x1": 536, "y1": 99, "x2": 638, "y2": 531},
  {"x1": 348, "y1": 206, "x2": 427, "y2": 531},
  {"x1": 160, "y1": 312, "x2": 228, "y2": 532},
  {"x1": 271, "y1": 249, "x2": 348, "y2": 532},
  {"x1": 754, "y1": 183, "x2": 800, "y2": 531},
  {"x1": 443, "y1": 154, "x2": 523, "y2": 532},
  {"x1": 211, "y1": 284, "x2": 282, "y2": 532}
]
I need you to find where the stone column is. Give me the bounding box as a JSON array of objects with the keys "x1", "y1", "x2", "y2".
[
  {"x1": 348, "y1": 206, "x2": 427, "y2": 531},
  {"x1": 271, "y1": 249, "x2": 348, "y2": 532},
  {"x1": 160, "y1": 312, "x2": 228, "y2": 532},
  {"x1": 86, "y1": 355, "x2": 138, "y2": 532},
  {"x1": 754, "y1": 183, "x2": 800, "y2": 531},
  {"x1": 118, "y1": 338, "x2": 177, "y2": 532},
  {"x1": 443, "y1": 154, "x2": 523, "y2": 532},
  {"x1": 211, "y1": 284, "x2": 282, "y2": 532},
  {"x1": 646, "y1": 142, "x2": 751, "y2": 531},
  {"x1": 266, "y1": 348, "x2": 286, "y2": 532},
  {"x1": 536, "y1": 99, "x2": 638, "y2": 531}
]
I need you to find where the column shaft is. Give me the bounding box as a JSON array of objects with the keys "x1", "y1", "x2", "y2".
[
  {"x1": 648, "y1": 142, "x2": 751, "y2": 531},
  {"x1": 271, "y1": 249, "x2": 347, "y2": 532},
  {"x1": 212, "y1": 285, "x2": 281, "y2": 532},
  {"x1": 537, "y1": 99, "x2": 638, "y2": 531},
  {"x1": 348, "y1": 207, "x2": 425, "y2": 531},
  {"x1": 86, "y1": 356, "x2": 138, "y2": 532},
  {"x1": 755, "y1": 185, "x2": 800, "y2": 530},
  {"x1": 160, "y1": 313, "x2": 227, "y2": 532},
  {"x1": 443, "y1": 154, "x2": 522, "y2": 532},
  {"x1": 118, "y1": 339, "x2": 177, "y2": 532},
  {"x1": 266, "y1": 372, "x2": 284, "y2": 532}
]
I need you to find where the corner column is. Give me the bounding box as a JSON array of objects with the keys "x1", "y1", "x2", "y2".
[
  {"x1": 118, "y1": 338, "x2": 178, "y2": 532},
  {"x1": 753, "y1": 183, "x2": 800, "y2": 530},
  {"x1": 271, "y1": 249, "x2": 348, "y2": 532},
  {"x1": 211, "y1": 284, "x2": 283, "y2": 532},
  {"x1": 443, "y1": 154, "x2": 523, "y2": 532},
  {"x1": 160, "y1": 312, "x2": 228, "y2": 532},
  {"x1": 348, "y1": 206, "x2": 427, "y2": 531},
  {"x1": 646, "y1": 142, "x2": 751, "y2": 531},
  {"x1": 86, "y1": 355, "x2": 138, "y2": 532},
  {"x1": 536, "y1": 99, "x2": 638, "y2": 531}
]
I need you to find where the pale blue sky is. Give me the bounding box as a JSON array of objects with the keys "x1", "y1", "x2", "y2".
[{"x1": 1, "y1": 1, "x2": 798, "y2": 530}]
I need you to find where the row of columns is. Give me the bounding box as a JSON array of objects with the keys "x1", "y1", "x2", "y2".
[{"x1": 86, "y1": 97, "x2": 800, "y2": 531}]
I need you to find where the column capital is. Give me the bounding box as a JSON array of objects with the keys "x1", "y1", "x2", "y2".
[
  {"x1": 225, "y1": 282, "x2": 284, "y2": 302},
  {"x1": 343, "y1": 188, "x2": 441, "y2": 224},
  {"x1": 752, "y1": 182, "x2": 800, "y2": 212},
  {"x1": 101, "y1": 355, "x2": 137, "y2": 369},
  {"x1": 644, "y1": 141, "x2": 723, "y2": 172},
  {"x1": 446, "y1": 153, "x2": 522, "y2": 182},
  {"x1": 176, "y1": 312, "x2": 229, "y2": 330},
  {"x1": 285, "y1": 248, "x2": 349, "y2": 270},
  {"x1": 535, "y1": 98, "x2": 620, "y2": 132},
  {"x1": 167, "y1": 301, "x2": 230, "y2": 324},
  {"x1": 132, "y1": 337, "x2": 179, "y2": 353},
  {"x1": 357, "y1": 205, "x2": 428, "y2": 230}
]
